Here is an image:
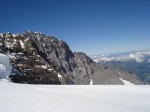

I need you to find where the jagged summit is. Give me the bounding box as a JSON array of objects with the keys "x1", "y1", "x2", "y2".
[{"x1": 0, "y1": 31, "x2": 143, "y2": 85}]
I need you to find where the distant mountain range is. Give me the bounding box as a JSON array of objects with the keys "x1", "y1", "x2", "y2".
[
  {"x1": 0, "y1": 31, "x2": 143, "y2": 85},
  {"x1": 92, "y1": 50, "x2": 150, "y2": 84}
]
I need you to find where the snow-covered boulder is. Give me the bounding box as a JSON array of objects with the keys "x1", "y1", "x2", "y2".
[{"x1": 0, "y1": 53, "x2": 12, "y2": 79}]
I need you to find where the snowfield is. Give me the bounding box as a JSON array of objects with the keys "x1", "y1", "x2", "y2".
[{"x1": 0, "y1": 81, "x2": 150, "y2": 112}]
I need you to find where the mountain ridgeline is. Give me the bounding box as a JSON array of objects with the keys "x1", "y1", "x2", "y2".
[{"x1": 0, "y1": 31, "x2": 143, "y2": 85}]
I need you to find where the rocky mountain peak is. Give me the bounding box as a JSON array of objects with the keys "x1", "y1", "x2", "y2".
[
  {"x1": 74, "y1": 52, "x2": 95, "y2": 64},
  {"x1": 0, "y1": 31, "x2": 143, "y2": 85}
]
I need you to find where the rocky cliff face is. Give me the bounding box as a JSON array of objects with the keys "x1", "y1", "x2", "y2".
[{"x1": 0, "y1": 31, "x2": 143, "y2": 85}]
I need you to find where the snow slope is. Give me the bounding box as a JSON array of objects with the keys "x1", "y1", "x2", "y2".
[
  {"x1": 0, "y1": 81, "x2": 150, "y2": 112},
  {"x1": 0, "y1": 53, "x2": 12, "y2": 79},
  {"x1": 119, "y1": 77, "x2": 135, "y2": 85}
]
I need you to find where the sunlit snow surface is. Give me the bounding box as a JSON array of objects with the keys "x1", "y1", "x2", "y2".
[{"x1": 0, "y1": 81, "x2": 150, "y2": 112}]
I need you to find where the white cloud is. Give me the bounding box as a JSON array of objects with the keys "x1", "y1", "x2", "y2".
[
  {"x1": 93, "y1": 57, "x2": 112, "y2": 62},
  {"x1": 92, "y1": 51, "x2": 150, "y2": 63}
]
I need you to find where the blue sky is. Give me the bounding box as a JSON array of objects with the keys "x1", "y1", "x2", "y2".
[{"x1": 0, "y1": 0, "x2": 150, "y2": 55}]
